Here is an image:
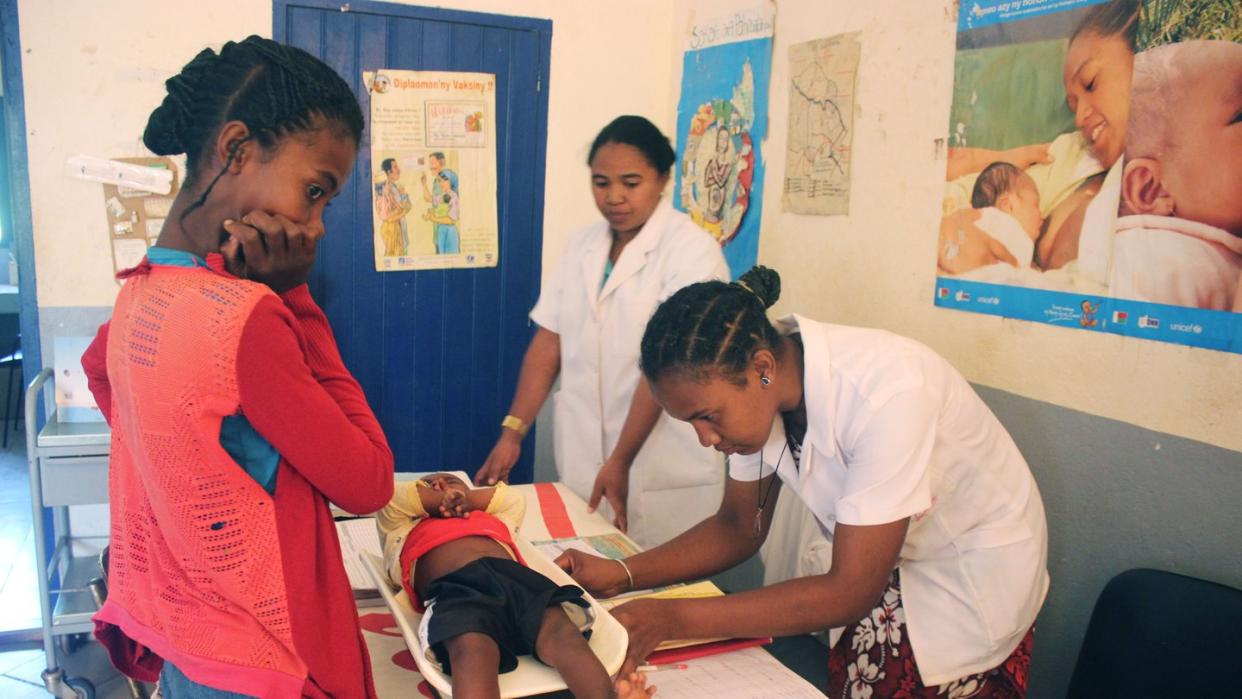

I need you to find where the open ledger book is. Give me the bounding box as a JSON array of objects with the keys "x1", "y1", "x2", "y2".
[{"x1": 533, "y1": 533, "x2": 768, "y2": 654}]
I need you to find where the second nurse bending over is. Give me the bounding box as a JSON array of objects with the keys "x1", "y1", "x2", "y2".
[
  {"x1": 475, "y1": 116, "x2": 728, "y2": 547},
  {"x1": 559, "y1": 267, "x2": 1048, "y2": 697}
]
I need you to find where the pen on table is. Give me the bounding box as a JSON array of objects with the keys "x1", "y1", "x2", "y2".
[{"x1": 637, "y1": 663, "x2": 688, "y2": 672}]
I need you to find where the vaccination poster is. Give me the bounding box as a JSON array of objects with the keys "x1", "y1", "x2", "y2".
[
  {"x1": 674, "y1": 4, "x2": 774, "y2": 280},
  {"x1": 366, "y1": 70, "x2": 498, "y2": 271},
  {"x1": 935, "y1": 0, "x2": 1242, "y2": 354}
]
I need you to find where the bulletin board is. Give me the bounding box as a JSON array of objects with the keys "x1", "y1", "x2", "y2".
[{"x1": 99, "y1": 156, "x2": 178, "y2": 280}]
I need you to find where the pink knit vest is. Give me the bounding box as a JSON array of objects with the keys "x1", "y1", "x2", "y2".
[{"x1": 95, "y1": 264, "x2": 308, "y2": 697}]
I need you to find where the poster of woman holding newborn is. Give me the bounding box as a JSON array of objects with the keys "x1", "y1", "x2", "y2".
[{"x1": 934, "y1": 0, "x2": 1242, "y2": 355}]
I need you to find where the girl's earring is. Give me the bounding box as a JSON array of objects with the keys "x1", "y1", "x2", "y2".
[{"x1": 760, "y1": 376, "x2": 771, "y2": 386}]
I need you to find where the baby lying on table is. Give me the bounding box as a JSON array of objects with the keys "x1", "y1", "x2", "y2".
[{"x1": 376, "y1": 474, "x2": 653, "y2": 699}]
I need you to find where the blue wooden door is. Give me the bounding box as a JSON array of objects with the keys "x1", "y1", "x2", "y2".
[{"x1": 274, "y1": 1, "x2": 551, "y2": 482}]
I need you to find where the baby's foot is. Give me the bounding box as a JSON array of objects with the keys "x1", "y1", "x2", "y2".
[{"x1": 615, "y1": 672, "x2": 656, "y2": 698}]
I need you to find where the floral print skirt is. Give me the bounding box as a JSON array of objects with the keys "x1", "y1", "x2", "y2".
[{"x1": 826, "y1": 569, "x2": 1033, "y2": 699}]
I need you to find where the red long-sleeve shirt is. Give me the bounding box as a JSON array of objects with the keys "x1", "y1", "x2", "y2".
[{"x1": 83, "y1": 255, "x2": 393, "y2": 698}]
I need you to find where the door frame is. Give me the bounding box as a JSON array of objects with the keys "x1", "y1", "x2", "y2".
[
  {"x1": 2, "y1": 0, "x2": 44, "y2": 389},
  {"x1": 275, "y1": 0, "x2": 554, "y2": 35}
]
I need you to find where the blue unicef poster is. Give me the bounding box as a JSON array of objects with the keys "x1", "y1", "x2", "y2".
[
  {"x1": 936, "y1": 0, "x2": 1242, "y2": 353},
  {"x1": 674, "y1": 5, "x2": 774, "y2": 280}
]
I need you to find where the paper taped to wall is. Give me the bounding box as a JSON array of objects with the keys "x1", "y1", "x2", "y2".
[{"x1": 66, "y1": 155, "x2": 174, "y2": 194}]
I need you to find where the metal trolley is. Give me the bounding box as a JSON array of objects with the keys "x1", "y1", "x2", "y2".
[{"x1": 23, "y1": 367, "x2": 141, "y2": 699}]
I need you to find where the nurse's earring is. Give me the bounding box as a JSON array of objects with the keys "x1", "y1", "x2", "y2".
[{"x1": 760, "y1": 375, "x2": 771, "y2": 386}]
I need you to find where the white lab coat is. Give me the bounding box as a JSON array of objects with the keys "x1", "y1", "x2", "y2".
[
  {"x1": 733, "y1": 316, "x2": 1048, "y2": 685},
  {"x1": 530, "y1": 201, "x2": 729, "y2": 548}
]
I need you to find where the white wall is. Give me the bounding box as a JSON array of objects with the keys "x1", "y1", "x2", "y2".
[
  {"x1": 672, "y1": 0, "x2": 1242, "y2": 454},
  {"x1": 18, "y1": 0, "x2": 674, "y2": 310},
  {"x1": 18, "y1": 0, "x2": 1242, "y2": 452}
]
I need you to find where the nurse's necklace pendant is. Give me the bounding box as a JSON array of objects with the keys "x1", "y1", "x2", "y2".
[{"x1": 753, "y1": 441, "x2": 789, "y2": 538}]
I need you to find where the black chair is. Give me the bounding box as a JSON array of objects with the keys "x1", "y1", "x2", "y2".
[
  {"x1": 1067, "y1": 568, "x2": 1242, "y2": 698},
  {"x1": 0, "y1": 335, "x2": 20, "y2": 448}
]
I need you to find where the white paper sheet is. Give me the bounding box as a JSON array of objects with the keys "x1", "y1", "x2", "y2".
[
  {"x1": 643, "y1": 646, "x2": 824, "y2": 698},
  {"x1": 336, "y1": 517, "x2": 384, "y2": 592}
]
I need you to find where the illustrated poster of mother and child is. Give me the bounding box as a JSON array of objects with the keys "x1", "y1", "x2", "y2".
[
  {"x1": 374, "y1": 150, "x2": 461, "y2": 259},
  {"x1": 937, "y1": 0, "x2": 1242, "y2": 313}
]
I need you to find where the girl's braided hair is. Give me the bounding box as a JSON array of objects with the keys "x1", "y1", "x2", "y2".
[
  {"x1": 640, "y1": 266, "x2": 785, "y2": 386},
  {"x1": 144, "y1": 35, "x2": 364, "y2": 219}
]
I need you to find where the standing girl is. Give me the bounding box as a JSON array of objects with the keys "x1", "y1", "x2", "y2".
[
  {"x1": 474, "y1": 116, "x2": 728, "y2": 548},
  {"x1": 82, "y1": 36, "x2": 393, "y2": 699}
]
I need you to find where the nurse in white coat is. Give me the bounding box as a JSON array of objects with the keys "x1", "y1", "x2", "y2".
[
  {"x1": 475, "y1": 116, "x2": 728, "y2": 548},
  {"x1": 559, "y1": 266, "x2": 1048, "y2": 697}
]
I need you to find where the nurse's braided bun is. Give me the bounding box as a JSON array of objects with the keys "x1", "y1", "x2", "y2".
[
  {"x1": 640, "y1": 265, "x2": 786, "y2": 386},
  {"x1": 734, "y1": 265, "x2": 781, "y2": 309},
  {"x1": 144, "y1": 36, "x2": 363, "y2": 220}
]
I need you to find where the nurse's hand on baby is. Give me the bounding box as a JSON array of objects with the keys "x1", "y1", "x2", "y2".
[
  {"x1": 588, "y1": 458, "x2": 630, "y2": 532},
  {"x1": 555, "y1": 550, "x2": 631, "y2": 599},
  {"x1": 221, "y1": 211, "x2": 322, "y2": 293},
  {"x1": 475, "y1": 432, "x2": 521, "y2": 485},
  {"x1": 611, "y1": 599, "x2": 678, "y2": 678}
]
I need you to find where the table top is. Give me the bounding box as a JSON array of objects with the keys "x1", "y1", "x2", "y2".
[
  {"x1": 37, "y1": 413, "x2": 111, "y2": 450},
  {"x1": 360, "y1": 481, "x2": 826, "y2": 698}
]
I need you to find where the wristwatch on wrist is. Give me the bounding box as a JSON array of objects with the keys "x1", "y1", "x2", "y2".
[{"x1": 501, "y1": 414, "x2": 529, "y2": 437}]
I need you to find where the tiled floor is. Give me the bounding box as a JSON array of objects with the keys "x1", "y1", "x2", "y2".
[
  {"x1": 0, "y1": 426, "x2": 140, "y2": 698},
  {"x1": 0, "y1": 641, "x2": 146, "y2": 699},
  {"x1": 0, "y1": 428, "x2": 40, "y2": 637}
]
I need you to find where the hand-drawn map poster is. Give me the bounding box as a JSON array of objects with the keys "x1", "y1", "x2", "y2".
[{"x1": 783, "y1": 32, "x2": 860, "y2": 216}]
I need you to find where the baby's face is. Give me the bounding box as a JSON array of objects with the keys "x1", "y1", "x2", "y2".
[
  {"x1": 1160, "y1": 49, "x2": 1242, "y2": 234},
  {"x1": 428, "y1": 473, "x2": 470, "y2": 496},
  {"x1": 1006, "y1": 176, "x2": 1044, "y2": 241}
]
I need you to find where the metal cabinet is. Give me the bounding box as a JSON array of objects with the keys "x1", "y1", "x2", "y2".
[{"x1": 25, "y1": 368, "x2": 111, "y2": 699}]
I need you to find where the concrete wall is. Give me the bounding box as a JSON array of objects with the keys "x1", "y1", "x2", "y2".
[
  {"x1": 665, "y1": 1, "x2": 1242, "y2": 694},
  {"x1": 18, "y1": 0, "x2": 675, "y2": 363}
]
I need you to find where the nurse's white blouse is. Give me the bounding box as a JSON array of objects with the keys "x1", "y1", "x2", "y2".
[
  {"x1": 730, "y1": 315, "x2": 1049, "y2": 685},
  {"x1": 530, "y1": 201, "x2": 729, "y2": 548}
]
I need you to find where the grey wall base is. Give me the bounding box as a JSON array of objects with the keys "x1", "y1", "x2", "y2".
[{"x1": 980, "y1": 385, "x2": 1242, "y2": 697}]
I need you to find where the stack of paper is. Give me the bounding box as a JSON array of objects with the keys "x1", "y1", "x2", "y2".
[{"x1": 334, "y1": 517, "x2": 387, "y2": 607}]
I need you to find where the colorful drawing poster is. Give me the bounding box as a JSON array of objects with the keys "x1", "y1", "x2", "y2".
[
  {"x1": 935, "y1": 0, "x2": 1242, "y2": 353},
  {"x1": 366, "y1": 70, "x2": 498, "y2": 271},
  {"x1": 783, "y1": 32, "x2": 860, "y2": 216},
  {"x1": 674, "y1": 4, "x2": 774, "y2": 279}
]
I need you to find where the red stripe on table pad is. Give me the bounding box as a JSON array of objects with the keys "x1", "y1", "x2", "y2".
[{"x1": 534, "y1": 483, "x2": 577, "y2": 539}]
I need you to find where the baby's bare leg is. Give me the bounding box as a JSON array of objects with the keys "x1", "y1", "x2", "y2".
[
  {"x1": 444, "y1": 632, "x2": 501, "y2": 699},
  {"x1": 535, "y1": 606, "x2": 616, "y2": 698}
]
